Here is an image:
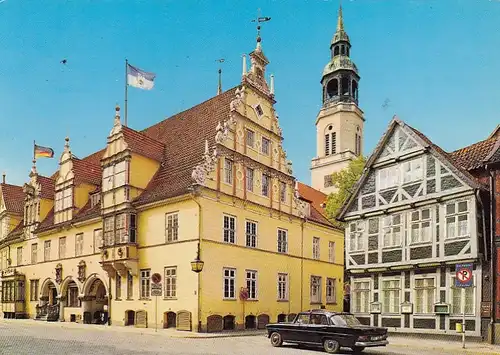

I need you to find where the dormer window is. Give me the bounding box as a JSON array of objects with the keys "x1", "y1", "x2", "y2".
[
  {"x1": 253, "y1": 104, "x2": 264, "y2": 118},
  {"x1": 55, "y1": 187, "x2": 73, "y2": 213},
  {"x1": 102, "y1": 160, "x2": 127, "y2": 192},
  {"x1": 90, "y1": 192, "x2": 101, "y2": 208},
  {"x1": 24, "y1": 200, "x2": 39, "y2": 226}
]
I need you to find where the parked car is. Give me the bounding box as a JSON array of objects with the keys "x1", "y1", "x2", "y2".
[{"x1": 265, "y1": 310, "x2": 388, "y2": 354}]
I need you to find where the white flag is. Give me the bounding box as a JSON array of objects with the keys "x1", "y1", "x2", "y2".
[{"x1": 127, "y1": 63, "x2": 156, "y2": 90}]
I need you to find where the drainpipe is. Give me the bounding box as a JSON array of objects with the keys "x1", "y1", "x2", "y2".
[
  {"x1": 476, "y1": 189, "x2": 488, "y2": 263},
  {"x1": 300, "y1": 218, "x2": 305, "y2": 312},
  {"x1": 487, "y1": 166, "x2": 496, "y2": 344},
  {"x1": 189, "y1": 186, "x2": 203, "y2": 333},
  {"x1": 107, "y1": 276, "x2": 112, "y2": 326}
]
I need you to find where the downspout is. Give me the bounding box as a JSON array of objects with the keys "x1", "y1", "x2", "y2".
[
  {"x1": 107, "y1": 276, "x2": 112, "y2": 325},
  {"x1": 487, "y1": 167, "x2": 496, "y2": 343},
  {"x1": 476, "y1": 189, "x2": 488, "y2": 263},
  {"x1": 190, "y1": 186, "x2": 203, "y2": 332},
  {"x1": 300, "y1": 218, "x2": 305, "y2": 312}
]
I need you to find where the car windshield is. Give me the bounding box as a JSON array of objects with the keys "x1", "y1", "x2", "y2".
[{"x1": 331, "y1": 314, "x2": 362, "y2": 327}]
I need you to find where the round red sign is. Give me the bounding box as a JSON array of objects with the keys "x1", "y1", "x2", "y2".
[{"x1": 151, "y1": 273, "x2": 162, "y2": 284}]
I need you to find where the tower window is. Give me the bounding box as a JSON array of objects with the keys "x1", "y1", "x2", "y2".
[
  {"x1": 355, "y1": 131, "x2": 362, "y2": 156},
  {"x1": 341, "y1": 77, "x2": 349, "y2": 96},
  {"x1": 332, "y1": 132, "x2": 337, "y2": 154},
  {"x1": 352, "y1": 80, "x2": 358, "y2": 101},
  {"x1": 326, "y1": 79, "x2": 339, "y2": 99},
  {"x1": 334, "y1": 46, "x2": 339, "y2": 56},
  {"x1": 325, "y1": 134, "x2": 330, "y2": 156},
  {"x1": 346, "y1": 47, "x2": 350, "y2": 56},
  {"x1": 341, "y1": 45, "x2": 345, "y2": 55}
]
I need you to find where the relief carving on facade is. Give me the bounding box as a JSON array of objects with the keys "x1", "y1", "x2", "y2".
[
  {"x1": 55, "y1": 263, "x2": 63, "y2": 284},
  {"x1": 77, "y1": 260, "x2": 86, "y2": 283},
  {"x1": 191, "y1": 140, "x2": 219, "y2": 185}
]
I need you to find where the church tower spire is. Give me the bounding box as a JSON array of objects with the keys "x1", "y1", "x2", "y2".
[{"x1": 310, "y1": 3, "x2": 365, "y2": 194}]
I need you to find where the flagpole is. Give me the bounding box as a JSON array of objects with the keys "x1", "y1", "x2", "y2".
[
  {"x1": 125, "y1": 58, "x2": 128, "y2": 127},
  {"x1": 33, "y1": 140, "x2": 35, "y2": 161}
]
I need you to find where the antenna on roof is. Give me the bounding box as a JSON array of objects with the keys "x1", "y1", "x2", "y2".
[{"x1": 216, "y1": 58, "x2": 225, "y2": 95}]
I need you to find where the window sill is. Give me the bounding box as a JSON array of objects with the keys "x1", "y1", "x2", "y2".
[
  {"x1": 382, "y1": 245, "x2": 403, "y2": 251},
  {"x1": 349, "y1": 250, "x2": 365, "y2": 254},
  {"x1": 246, "y1": 299, "x2": 258, "y2": 302},
  {"x1": 326, "y1": 302, "x2": 337, "y2": 305},
  {"x1": 444, "y1": 236, "x2": 470, "y2": 242},
  {"x1": 277, "y1": 299, "x2": 289, "y2": 303},
  {"x1": 140, "y1": 298, "x2": 151, "y2": 301},
  {"x1": 223, "y1": 298, "x2": 237, "y2": 301},
  {"x1": 115, "y1": 298, "x2": 122, "y2": 301},
  {"x1": 310, "y1": 302, "x2": 322, "y2": 305},
  {"x1": 126, "y1": 298, "x2": 134, "y2": 301},
  {"x1": 409, "y1": 241, "x2": 432, "y2": 247},
  {"x1": 164, "y1": 297, "x2": 177, "y2": 301}
]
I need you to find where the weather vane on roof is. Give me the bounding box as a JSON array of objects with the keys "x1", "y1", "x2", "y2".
[
  {"x1": 216, "y1": 59, "x2": 225, "y2": 95},
  {"x1": 251, "y1": 8, "x2": 271, "y2": 43}
]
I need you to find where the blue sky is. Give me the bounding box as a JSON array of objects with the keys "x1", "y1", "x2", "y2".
[{"x1": 0, "y1": 0, "x2": 499, "y2": 187}]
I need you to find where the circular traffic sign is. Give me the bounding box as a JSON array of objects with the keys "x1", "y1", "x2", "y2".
[
  {"x1": 457, "y1": 268, "x2": 472, "y2": 283},
  {"x1": 151, "y1": 273, "x2": 162, "y2": 284}
]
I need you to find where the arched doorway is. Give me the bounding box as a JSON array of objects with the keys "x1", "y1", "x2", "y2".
[
  {"x1": 245, "y1": 315, "x2": 256, "y2": 329},
  {"x1": 163, "y1": 311, "x2": 176, "y2": 329},
  {"x1": 82, "y1": 275, "x2": 108, "y2": 325},
  {"x1": 36, "y1": 279, "x2": 59, "y2": 321}
]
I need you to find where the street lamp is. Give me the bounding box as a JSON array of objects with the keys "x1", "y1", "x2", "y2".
[{"x1": 190, "y1": 242, "x2": 204, "y2": 273}]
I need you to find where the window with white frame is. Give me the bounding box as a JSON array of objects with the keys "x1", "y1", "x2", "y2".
[
  {"x1": 59, "y1": 237, "x2": 66, "y2": 259},
  {"x1": 140, "y1": 269, "x2": 150, "y2": 299},
  {"x1": 262, "y1": 173, "x2": 270, "y2": 197},
  {"x1": 246, "y1": 168, "x2": 254, "y2": 192},
  {"x1": 414, "y1": 277, "x2": 435, "y2": 314},
  {"x1": 450, "y1": 276, "x2": 475, "y2": 315},
  {"x1": 352, "y1": 280, "x2": 370, "y2": 313},
  {"x1": 382, "y1": 214, "x2": 402, "y2": 248},
  {"x1": 328, "y1": 241, "x2": 335, "y2": 263},
  {"x1": 115, "y1": 274, "x2": 121, "y2": 300},
  {"x1": 223, "y1": 215, "x2": 236, "y2": 244},
  {"x1": 224, "y1": 158, "x2": 233, "y2": 184},
  {"x1": 165, "y1": 212, "x2": 179, "y2": 242},
  {"x1": 31, "y1": 243, "x2": 37, "y2": 264},
  {"x1": 44, "y1": 240, "x2": 51, "y2": 262},
  {"x1": 277, "y1": 229, "x2": 288, "y2": 253},
  {"x1": 223, "y1": 268, "x2": 236, "y2": 299},
  {"x1": 277, "y1": 273, "x2": 288, "y2": 301},
  {"x1": 349, "y1": 221, "x2": 364, "y2": 252},
  {"x1": 326, "y1": 278, "x2": 336, "y2": 304},
  {"x1": 378, "y1": 165, "x2": 399, "y2": 190},
  {"x1": 115, "y1": 214, "x2": 126, "y2": 244},
  {"x1": 280, "y1": 181, "x2": 286, "y2": 203},
  {"x1": 261, "y1": 137, "x2": 270, "y2": 155},
  {"x1": 410, "y1": 208, "x2": 431, "y2": 243},
  {"x1": 75, "y1": 233, "x2": 84, "y2": 256},
  {"x1": 55, "y1": 187, "x2": 73, "y2": 212},
  {"x1": 401, "y1": 158, "x2": 423, "y2": 184},
  {"x1": 246, "y1": 270, "x2": 257, "y2": 300},
  {"x1": 127, "y1": 272, "x2": 133, "y2": 299},
  {"x1": 245, "y1": 220, "x2": 257, "y2": 248},
  {"x1": 381, "y1": 278, "x2": 401, "y2": 313},
  {"x1": 313, "y1": 237, "x2": 320, "y2": 260},
  {"x1": 445, "y1": 201, "x2": 469, "y2": 239},
  {"x1": 93, "y1": 229, "x2": 102, "y2": 253},
  {"x1": 164, "y1": 266, "x2": 177, "y2": 299},
  {"x1": 246, "y1": 129, "x2": 255, "y2": 148},
  {"x1": 310, "y1": 276, "x2": 322, "y2": 303},
  {"x1": 103, "y1": 217, "x2": 114, "y2": 246},
  {"x1": 16, "y1": 247, "x2": 22, "y2": 266},
  {"x1": 102, "y1": 160, "x2": 127, "y2": 192}
]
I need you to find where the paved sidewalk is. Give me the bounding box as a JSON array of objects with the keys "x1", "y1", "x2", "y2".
[
  {"x1": 0, "y1": 319, "x2": 267, "y2": 338},
  {"x1": 388, "y1": 334, "x2": 500, "y2": 355}
]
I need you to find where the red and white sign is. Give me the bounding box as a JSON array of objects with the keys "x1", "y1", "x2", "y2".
[{"x1": 151, "y1": 273, "x2": 162, "y2": 284}]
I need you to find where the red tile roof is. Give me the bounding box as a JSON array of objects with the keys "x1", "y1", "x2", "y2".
[
  {"x1": 296, "y1": 182, "x2": 333, "y2": 226},
  {"x1": 450, "y1": 137, "x2": 499, "y2": 171},
  {"x1": 122, "y1": 126, "x2": 165, "y2": 162},
  {"x1": 72, "y1": 158, "x2": 101, "y2": 186},
  {"x1": 37, "y1": 175, "x2": 55, "y2": 200},
  {"x1": 1, "y1": 183, "x2": 24, "y2": 215},
  {"x1": 134, "y1": 87, "x2": 239, "y2": 205}
]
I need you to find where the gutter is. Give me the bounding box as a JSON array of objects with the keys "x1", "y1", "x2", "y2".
[
  {"x1": 300, "y1": 217, "x2": 306, "y2": 311},
  {"x1": 476, "y1": 189, "x2": 488, "y2": 263}
]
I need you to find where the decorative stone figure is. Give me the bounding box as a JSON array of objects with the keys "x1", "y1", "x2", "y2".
[
  {"x1": 77, "y1": 260, "x2": 86, "y2": 283},
  {"x1": 55, "y1": 263, "x2": 62, "y2": 284}
]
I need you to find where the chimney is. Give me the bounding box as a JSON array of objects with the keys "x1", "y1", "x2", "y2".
[{"x1": 2, "y1": 173, "x2": 5, "y2": 184}]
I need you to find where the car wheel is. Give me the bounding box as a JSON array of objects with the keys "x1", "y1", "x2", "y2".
[
  {"x1": 270, "y1": 332, "x2": 283, "y2": 347},
  {"x1": 323, "y1": 338, "x2": 340, "y2": 354},
  {"x1": 352, "y1": 346, "x2": 365, "y2": 353}
]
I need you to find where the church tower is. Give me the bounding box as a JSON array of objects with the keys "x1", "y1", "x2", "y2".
[{"x1": 310, "y1": 5, "x2": 364, "y2": 194}]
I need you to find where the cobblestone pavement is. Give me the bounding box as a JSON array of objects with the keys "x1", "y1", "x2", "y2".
[{"x1": 0, "y1": 320, "x2": 499, "y2": 355}]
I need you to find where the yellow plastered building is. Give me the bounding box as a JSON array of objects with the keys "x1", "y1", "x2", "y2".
[{"x1": 0, "y1": 36, "x2": 344, "y2": 332}]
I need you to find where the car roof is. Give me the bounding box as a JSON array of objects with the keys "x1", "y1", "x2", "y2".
[{"x1": 302, "y1": 310, "x2": 353, "y2": 316}]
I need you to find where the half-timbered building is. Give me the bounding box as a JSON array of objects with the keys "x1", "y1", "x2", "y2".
[{"x1": 337, "y1": 117, "x2": 489, "y2": 337}]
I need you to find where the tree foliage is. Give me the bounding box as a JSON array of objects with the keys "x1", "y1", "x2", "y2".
[{"x1": 325, "y1": 155, "x2": 367, "y2": 227}]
